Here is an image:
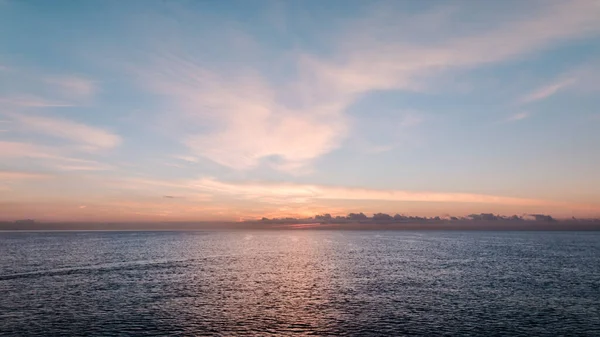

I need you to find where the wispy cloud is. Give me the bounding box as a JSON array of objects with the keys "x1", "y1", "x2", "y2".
[
  {"x1": 307, "y1": 0, "x2": 600, "y2": 97},
  {"x1": 0, "y1": 141, "x2": 114, "y2": 172},
  {"x1": 506, "y1": 75, "x2": 578, "y2": 122},
  {"x1": 139, "y1": 53, "x2": 348, "y2": 173},
  {"x1": 519, "y1": 78, "x2": 576, "y2": 104},
  {"x1": 0, "y1": 170, "x2": 51, "y2": 192},
  {"x1": 131, "y1": 0, "x2": 600, "y2": 174},
  {"x1": 507, "y1": 111, "x2": 532, "y2": 122},
  {"x1": 173, "y1": 155, "x2": 199, "y2": 163},
  {"x1": 44, "y1": 76, "x2": 96, "y2": 100},
  {"x1": 0, "y1": 120, "x2": 8, "y2": 132},
  {"x1": 0, "y1": 66, "x2": 95, "y2": 108},
  {"x1": 363, "y1": 144, "x2": 395, "y2": 154},
  {"x1": 398, "y1": 113, "x2": 425, "y2": 128},
  {"x1": 0, "y1": 141, "x2": 61, "y2": 159},
  {"x1": 53, "y1": 162, "x2": 113, "y2": 171},
  {"x1": 7, "y1": 113, "x2": 121, "y2": 149},
  {"x1": 164, "y1": 163, "x2": 185, "y2": 169},
  {"x1": 102, "y1": 175, "x2": 587, "y2": 211},
  {"x1": 188, "y1": 178, "x2": 569, "y2": 208},
  {"x1": 0, "y1": 95, "x2": 72, "y2": 107},
  {"x1": 0, "y1": 171, "x2": 50, "y2": 181}
]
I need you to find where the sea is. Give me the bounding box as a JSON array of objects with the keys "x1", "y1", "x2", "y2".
[{"x1": 1, "y1": 230, "x2": 599, "y2": 336}]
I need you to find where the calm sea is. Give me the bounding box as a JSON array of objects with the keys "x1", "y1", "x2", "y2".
[{"x1": 1, "y1": 231, "x2": 599, "y2": 336}]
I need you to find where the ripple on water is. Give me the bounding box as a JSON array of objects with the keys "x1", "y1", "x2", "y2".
[{"x1": 0, "y1": 231, "x2": 599, "y2": 336}]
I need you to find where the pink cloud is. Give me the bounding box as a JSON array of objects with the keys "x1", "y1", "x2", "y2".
[
  {"x1": 185, "y1": 178, "x2": 598, "y2": 212},
  {"x1": 139, "y1": 53, "x2": 348, "y2": 173},
  {"x1": 0, "y1": 141, "x2": 60, "y2": 158},
  {"x1": 0, "y1": 171, "x2": 50, "y2": 180},
  {"x1": 7, "y1": 113, "x2": 121, "y2": 149}
]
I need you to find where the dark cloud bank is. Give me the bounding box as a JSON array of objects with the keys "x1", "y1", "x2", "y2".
[{"x1": 1, "y1": 213, "x2": 600, "y2": 231}]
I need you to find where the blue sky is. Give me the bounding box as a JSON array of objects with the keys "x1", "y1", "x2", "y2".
[{"x1": 1, "y1": 0, "x2": 599, "y2": 221}]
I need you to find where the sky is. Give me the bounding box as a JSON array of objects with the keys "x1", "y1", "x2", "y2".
[{"x1": 1, "y1": 0, "x2": 600, "y2": 222}]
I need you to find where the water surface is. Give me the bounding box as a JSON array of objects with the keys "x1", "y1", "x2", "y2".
[{"x1": 1, "y1": 231, "x2": 599, "y2": 336}]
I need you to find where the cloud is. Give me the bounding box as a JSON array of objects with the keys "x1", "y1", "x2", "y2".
[
  {"x1": 398, "y1": 113, "x2": 425, "y2": 128},
  {"x1": 7, "y1": 113, "x2": 121, "y2": 149},
  {"x1": 0, "y1": 141, "x2": 61, "y2": 159},
  {"x1": 364, "y1": 144, "x2": 395, "y2": 154},
  {"x1": 507, "y1": 111, "x2": 531, "y2": 122},
  {"x1": 305, "y1": 1, "x2": 600, "y2": 96},
  {"x1": 452, "y1": 1, "x2": 600, "y2": 65},
  {"x1": 349, "y1": 110, "x2": 426, "y2": 155},
  {"x1": 53, "y1": 163, "x2": 113, "y2": 171},
  {"x1": 173, "y1": 155, "x2": 199, "y2": 163},
  {"x1": 44, "y1": 76, "x2": 96, "y2": 99},
  {"x1": 0, "y1": 170, "x2": 51, "y2": 193},
  {"x1": 186, "y1": 178, "x2": 583, "y2": 209},
  {"x1": 110, "y1": 172, "x2": 593, "y2": 217},
  {"x1": 0, "y1": 95, "x2": 72, "y2": 107},
  {"x1": 567, "y1": 60, "x2": 600, "y2": 93},
  {"x1": 507, "y1": 73, "x2": 579, "y2": 122},
  {"x1": 0, "y1": 65, "x2": 95, "y2": 108},
  {"x1": 140, "y1": 53, "x2": 348, "y2": 172},
  {"x1": 519, "y1": 78, "x2": 576, "y2": 104},
  {"x1": 164, "y1": 163, "x2": 185, "y2": 169},
  {"x1": 0, "y1": 141, "x2": 114, "y2": 171},
  {"x1": 130, "y1": 1, "x2": 600, "y2": 174},
  {"x1": 0, "y1": 171, "x2": 50, "y2": 181}
]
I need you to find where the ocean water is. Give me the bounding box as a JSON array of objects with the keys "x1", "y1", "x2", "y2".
[{"x1": 1, "y1": 231, "x2": 599, "y2": 336}]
